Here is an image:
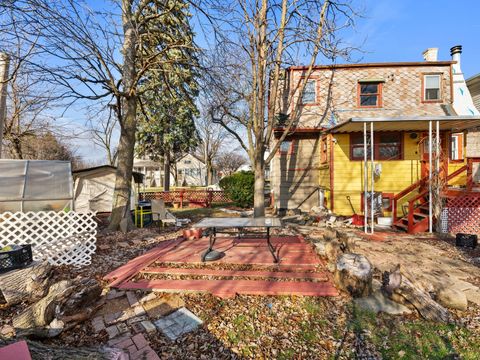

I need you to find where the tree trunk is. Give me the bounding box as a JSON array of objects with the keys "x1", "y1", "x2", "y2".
[
  {"x1": 0, "y1": 262, "x2": 52, "y2": 306},
  {"x1": 164, "y1": 150, "x2": 171, "y2": 191},
  {"x1": 253, "y1": 149, "x2": 265, "y2": 217},
  {"x1": 382, "y1": 265, "x2": 453, "y2": 323},
  {"x1": 13, "y1": 278, "x2": 102, "y2": 338},
  {"x1": 0, "y1": 53, "x2": 10, "y2": 158},
  {"x1": 109, "y1": 1, "x2": 137, "y2": 231},
  {"x1": 206, "y1": 157, "x2": 213, "y2": 185}
]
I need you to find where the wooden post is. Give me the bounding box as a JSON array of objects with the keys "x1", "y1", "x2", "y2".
[{"x1": 0, "y1": 52, "x2": 10, "y2": 158}]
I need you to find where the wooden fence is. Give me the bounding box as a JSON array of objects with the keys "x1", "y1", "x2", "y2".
[{"x1": 139, "y1": 189, "x2": 232, "y2": 208}]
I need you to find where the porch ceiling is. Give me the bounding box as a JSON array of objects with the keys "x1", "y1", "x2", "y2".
[{"x1": 328, "y1": 115, "x2": 480, "y2": 133}]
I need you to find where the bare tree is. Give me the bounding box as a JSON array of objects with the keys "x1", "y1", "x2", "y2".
[
  {"x1": 194, "y1": 108, "x2": 230, "y2": 185},
  {"x1": 89, "y1": 104, "x2": 119, "y2": 166},
  {"x1": 198, "y1": 0, "x2": 358, "y2": 216},
  {"x1": 1, "y1": 0, "x2": 199, "y2": 230},
  {"x1": 215, "y1": 151, "x2": 247, "y2": 177}
]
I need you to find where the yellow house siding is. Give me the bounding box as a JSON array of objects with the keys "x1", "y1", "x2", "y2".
[{"x1": 331, "y1": 133, "x2": 422, "y2": 216}]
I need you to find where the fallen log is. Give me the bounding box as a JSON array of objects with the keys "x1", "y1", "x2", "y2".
[
  {"x1": 12, "y1": 278, "x2": 102, "y2": 338},
  {"x1": 382, "y1": 264, "x2": 453, "y2": 323},
  {"x1": 0, "y1": 262, "x2": 52, "y2": 306}
]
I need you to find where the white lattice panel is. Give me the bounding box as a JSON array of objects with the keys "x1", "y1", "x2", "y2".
[
  {"x1": 440, "y1": 208, "x2": 448, "y2": 233},
  {"x1": 0, "y1": 211, "x2": 97, "y2": 266}
]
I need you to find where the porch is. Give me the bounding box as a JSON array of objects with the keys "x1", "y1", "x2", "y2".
[
  {"x1": 104, "y1": 235, "x2": 338, "y2": 299},
  {"x1": 328, "y1": 115, "x2": 480, "y2": 234}
]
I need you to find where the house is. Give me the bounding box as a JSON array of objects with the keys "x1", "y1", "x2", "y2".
[
  {"x1": 271, "y1": 45, "x2": 480, "y2": 233},
  {"x1": 73, "y1": 165, "x2": 143, "y2": 213},
  {"x1": 133, "y1": 153, "x2": 213, "y2": 188}
]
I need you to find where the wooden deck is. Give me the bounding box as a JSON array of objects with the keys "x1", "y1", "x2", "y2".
[{"x1": 104, "y1": 235, "x2": 338, "y2": 298}]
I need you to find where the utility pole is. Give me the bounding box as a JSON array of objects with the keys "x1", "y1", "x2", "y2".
[{"x1": 0, "y1": 52, "x2": 10, "y2": 158}]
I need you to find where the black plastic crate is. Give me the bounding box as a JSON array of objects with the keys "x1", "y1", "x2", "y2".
[
  {"x1": 0, "y1": 244, "x2": 33, "y2": 273},
  {"x1": 455, "y1": 233, "x2": 478, "y2": 249}
]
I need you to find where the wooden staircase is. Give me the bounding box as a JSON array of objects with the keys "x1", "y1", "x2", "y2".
[{"x1": 392, "y1": 164, "x2": 468, "y2": 234}]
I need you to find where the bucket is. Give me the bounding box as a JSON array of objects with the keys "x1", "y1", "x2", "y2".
[{"x1": 377, "y1": 217, "x2": 393, "y2": 226}]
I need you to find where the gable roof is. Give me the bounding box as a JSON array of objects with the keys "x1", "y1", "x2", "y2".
[{"x1": 73, "y1": 165, "x2": 144, "y2": 183}]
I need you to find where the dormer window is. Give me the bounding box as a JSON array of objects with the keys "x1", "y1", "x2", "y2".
[
  {"x1": 302, "y1": 80, "x2": 316, "y2": 104},
  {"x1": 358, "y1": 82, "x2": 382, "y2": 108},
  {"x1": 423, "y1": 74, "x2": 441, "y2": 101}
]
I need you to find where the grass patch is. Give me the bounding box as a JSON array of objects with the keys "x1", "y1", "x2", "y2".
[{"x1": 350, "y1": 305, "x2": 480, "y2": 359}]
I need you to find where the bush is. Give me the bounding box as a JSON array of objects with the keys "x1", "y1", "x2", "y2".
[{"x1": 219, "y1": 171, "x2": 254, "y2": 208}]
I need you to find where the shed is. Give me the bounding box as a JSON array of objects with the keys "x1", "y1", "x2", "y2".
[{"x1": 73, "y1": 165, "x2": 143, "y2": 213}]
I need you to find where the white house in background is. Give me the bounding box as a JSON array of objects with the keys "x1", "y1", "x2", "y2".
[
  {"x1": 467, "y1": 73, "x2": 480, "y2": 112},
  {"x1": 133, "y1": 153, "x2": 214, "y2": 188}
]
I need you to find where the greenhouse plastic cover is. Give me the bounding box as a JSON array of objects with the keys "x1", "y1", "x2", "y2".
[{"x1": 0, "y1": 160, "x2": 73, "y2": 212}]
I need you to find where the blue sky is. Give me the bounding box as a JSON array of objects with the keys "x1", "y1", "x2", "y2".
[
  {"x1": 74, "y1": 0, "x2": 480, "y2": 162},
  {"x1": 349, "y1": 0, "x2": 479, "y2": 78}
]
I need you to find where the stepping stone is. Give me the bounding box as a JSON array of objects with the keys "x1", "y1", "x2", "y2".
[
  {"x1": 141, "y1": 320, "x2": 156, "y2": 334},
  {"x1": 127, "y1": 291, "x2": 140, "y2": 307},
  {"x1": 154, "y1": 307, "x2": 202, "y2": 341}
]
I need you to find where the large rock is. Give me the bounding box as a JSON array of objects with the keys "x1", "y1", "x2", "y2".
[
  {"x1": 334, "y1": 253, "x2": 373, "y2": 298},
  {"x1": 436, "y1": 288, "x2": 468, "y2": 311}
]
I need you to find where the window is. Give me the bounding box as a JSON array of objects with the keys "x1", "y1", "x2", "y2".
[
  {"x1": 350, "y1": 133, "x2": 368, "y2": 160},
  {"x1": 358, "y1": 82, "x2": 382, "y2": 107},
  {"x1": 350, "y1": 132, "x2": 402, "y2": 161},
  {"x1": 423, "y1": 74, "x2": 441, "y2": 101},
  {"x1": 302, "y1": 80, "x2": 316, "y2": 104},
  {"x1": 450, "y1": 132, "x2": 464, "y2": 161},
  {"x1": 377, "y1": 133, "x2": 402, "y2": 160},
  {"x1": 279, "y1": 140, "x2": 294, "y2": 155}
]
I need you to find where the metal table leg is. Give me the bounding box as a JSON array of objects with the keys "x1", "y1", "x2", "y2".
[
  {"x1": 266, "y1": 227, "x2": 279, "y2": 263},
  {"x1": 201, "y1": 227, "x2": 217, "y2": 262}
]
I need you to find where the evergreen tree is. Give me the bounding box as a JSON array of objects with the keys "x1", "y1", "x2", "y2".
[{"x1": 136, "y1": 0, "x2": 199, "y2": 190}]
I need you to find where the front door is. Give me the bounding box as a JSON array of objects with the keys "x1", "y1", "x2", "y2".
[{"x1": 420, "y1": 132, "x2": 448, "y2": 183}]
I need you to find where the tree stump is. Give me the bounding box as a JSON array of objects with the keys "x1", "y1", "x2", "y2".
[
  {"x1": 382, "y1": 265, "x2": 453, "y2": 323},
  {"x1": 334, "y1": 253, "x2": 372, "y2": 297},
  {"x1": 0, "y1": 261, "x2": 52, "y2": 306}
]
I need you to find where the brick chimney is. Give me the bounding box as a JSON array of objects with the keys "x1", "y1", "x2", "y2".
[{"x1": 422, "y1": 48, "x2": 438, "y2": 61}]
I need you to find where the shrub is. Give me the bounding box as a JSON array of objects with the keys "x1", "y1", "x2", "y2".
[{"x1": 219, "y1": 171, "x2": 254, "y2": 208}]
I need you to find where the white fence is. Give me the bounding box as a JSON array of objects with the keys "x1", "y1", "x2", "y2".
[{"x1": 0, "y1": 211, "x2": 97, "y2": 266}]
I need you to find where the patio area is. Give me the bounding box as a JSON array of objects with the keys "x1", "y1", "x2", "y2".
[{"x1": 104, "y1": 235, "x2": 338, "y2": 298}]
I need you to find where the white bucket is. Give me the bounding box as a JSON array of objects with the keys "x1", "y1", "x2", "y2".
[{"x1": 377, "y1": 217, "x2": 393, "y2": 226}]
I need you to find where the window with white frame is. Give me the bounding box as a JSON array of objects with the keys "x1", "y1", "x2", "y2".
[
  {"x1": 450, "y1": 132, "x2": 464, "y2": 161},
  {"x1": 302, "y1": 80, "x2": 316, "y2": 104},
  {"x1": 424, "y1": 74, "x2": 441, "y2": 101}
]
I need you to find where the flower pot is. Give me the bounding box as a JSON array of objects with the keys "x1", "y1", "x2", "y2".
[{"x1": 183, "y1": 228, "x2": 203, "y2": 240}]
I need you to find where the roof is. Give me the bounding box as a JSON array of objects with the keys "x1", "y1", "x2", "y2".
[
  {"x1": 466, "y1": 73, "x2": 480, "y2": 86},
  {"x1": 73, "y1": 165, "x2": 144, "y2": 183},
  {"x1": 326, "y1": 115, "x2": 480, "y2": 133},
  {"x1": 288, "y1": 61, "x2": 455, "y2": 72}
]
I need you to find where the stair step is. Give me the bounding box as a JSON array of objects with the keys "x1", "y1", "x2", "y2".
[{"x1": 394, "y1": 222, "x2": 408, "y2": 230}]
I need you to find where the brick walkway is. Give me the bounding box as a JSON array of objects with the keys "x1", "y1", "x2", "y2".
[{"x1": 91, "y1": 289, "x2": 202, "y2": 359}]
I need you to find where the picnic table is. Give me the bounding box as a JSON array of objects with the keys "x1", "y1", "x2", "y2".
[{"x1": 192, "y1": 217, "x2": 282, "y2": 263}]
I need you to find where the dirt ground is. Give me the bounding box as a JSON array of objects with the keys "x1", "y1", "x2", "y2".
[{"x1": 352, "y1": 232, "x2": 480, "y2": 306}]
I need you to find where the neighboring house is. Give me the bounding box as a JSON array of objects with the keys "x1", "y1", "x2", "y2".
[
  {"x1": 133, "y1": 153, "x2": 214, "y2": 188},
  {"x1": 466, "y1": 73, "x2": 480, "y2": 112},
  {"x1": 271, "y1": 45, "x2": 480, "y2": 233},
  {"x1": 175, "y1": 153, "x2": 211, "y2": 187},
  {"x1": 73, "y1": 165, "x2": 143, "y2": 213}
]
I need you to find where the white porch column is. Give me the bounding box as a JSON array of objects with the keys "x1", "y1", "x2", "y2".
[
  {"x1": 370, "y1": 122, "x2": 374, "y2": 234},
  {"x1": 364, "y1": 122, "x2": 368, "y2": 234},
  {"x1": 429, "y1": 120, "x2": 433, "y2": 233}
]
